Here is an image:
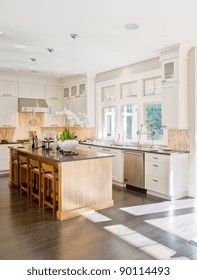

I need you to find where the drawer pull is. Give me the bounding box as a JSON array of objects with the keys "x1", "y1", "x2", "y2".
[
  {"x1": 153, "y1": 179, "x2": 159, "y2": 182},
  {"x1": 153, "y1": 157, "x2": 158, "y2": 159},
  {"x1": 102, "y1": 148, "x2": 110, "y2": 151},
  {"x1": 153, "y1": 164, "x2": 158, "y2": 167}
]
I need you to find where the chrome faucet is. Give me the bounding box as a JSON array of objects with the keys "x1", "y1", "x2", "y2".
[{"x1": 137, "y1": 120, "x2": 155, "y2": 148}]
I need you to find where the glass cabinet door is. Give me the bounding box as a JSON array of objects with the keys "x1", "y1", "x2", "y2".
[{"x1": 162, "y1": 58, "x2": 178, "y2": 82}]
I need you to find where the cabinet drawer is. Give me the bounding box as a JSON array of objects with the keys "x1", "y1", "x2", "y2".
[
  {"x1": 145, "y1": 175, "x2": 169, "y2": 195},
  {"x1": 145, "y1": 153, "x2": 169, "y2": 163},
  {"x1": 145, "y1": 161, "x2": 168, "y2": 178}
]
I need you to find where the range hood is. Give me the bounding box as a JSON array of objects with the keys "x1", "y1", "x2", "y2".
[{"x1": 18, "y1": 98, "x2": 49, "y2": 113}]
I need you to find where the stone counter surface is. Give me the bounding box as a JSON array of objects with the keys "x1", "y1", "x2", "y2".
[
  {"x1": 79, "y1": 141, "x2": 189, "y2": 155},
  {"x1": 9, "y1": 145, "x2": 114, "y2": 163}
]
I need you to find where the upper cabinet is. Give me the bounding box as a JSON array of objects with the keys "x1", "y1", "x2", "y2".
[
  {"x1": 161, "y1": 57, "x2": 178, "y2": 82},
  {"x1": 157, "y1": 44, "x2": 188, "y2": 129},
  {"x1": 0, "y1": 96, "x2": 18, "y2": 127},
  {"x1": 0, "y1": 81, "x2": 18, "y2": 97},
  {"x1": 19, "y1": 81, "x2": 45, "y2": 99},
  {"x1": 45, "y1": 85, "x2": 63, "y2": 100},
  {"x1": 63, "y1": 82, "x2": 86, "y2": 99}
]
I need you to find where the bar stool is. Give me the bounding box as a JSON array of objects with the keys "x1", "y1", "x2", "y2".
[
  {"x1": 42, "y1": 163, "x2": 58, "y2": 217},
  {"x1": 29, "y1": 158, "x2": 42, "y2": 207},
  {"x1": 11, "y1": 151, "x2": 19, "y2": 190},
  {"x1": 19, "y1": 155, "x2": 29, "y2": 198}
]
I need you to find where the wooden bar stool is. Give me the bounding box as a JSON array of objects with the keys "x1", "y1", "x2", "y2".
[
  {"x1": 19, "y1": 155, "x2": 29, "y2": 198},
  {"x1": 29, "y1": 158, "x2": 42, "y2": 207},
  {"x1": 11, "y1": 151, "x2": 19, "y2": 190},
  {"x1": 42, "y1": 163, "x2": 58, "y2": 217}
]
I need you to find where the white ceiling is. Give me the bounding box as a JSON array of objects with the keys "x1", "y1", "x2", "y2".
[{"x1": 0, "y1": 0, "x2": 197, "y2": 79}]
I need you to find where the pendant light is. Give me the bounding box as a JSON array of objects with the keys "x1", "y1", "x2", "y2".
[{"x1": 70, "y1": 33, "x2": 78, "y2": 74}]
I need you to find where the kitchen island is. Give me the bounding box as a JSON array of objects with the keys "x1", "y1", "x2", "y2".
[{"x1": 8, "y1": 145, "x2": 114, "y2": 221}]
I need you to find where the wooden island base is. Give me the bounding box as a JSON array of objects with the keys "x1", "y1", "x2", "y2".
[{"x1": 9, "y1": 146, "x2": 114, "y2": 221}]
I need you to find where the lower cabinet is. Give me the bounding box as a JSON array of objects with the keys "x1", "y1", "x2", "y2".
[
  {"x1": 0, "y1": 144, "x2": 20, "y2": 174},
  {"x1": 145, "y1": 152, "x2": 188, "y2": 200}
]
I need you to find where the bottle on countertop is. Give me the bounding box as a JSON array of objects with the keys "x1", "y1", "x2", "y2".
[
  {"x1": 35, "y1": 135, "x2": 39, "y2": 149},
  {"x1": 32, "y1": 133, "x2": 35, "y2": 149}
]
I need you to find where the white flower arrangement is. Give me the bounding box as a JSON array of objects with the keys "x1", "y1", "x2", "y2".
[{"x1": 54, "y1": 109, "x2": 88, "y2": 128}]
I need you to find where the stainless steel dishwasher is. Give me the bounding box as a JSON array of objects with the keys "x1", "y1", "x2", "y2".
[{"x1": 124, "y1": 150, "x2": 145, "y2": 189}]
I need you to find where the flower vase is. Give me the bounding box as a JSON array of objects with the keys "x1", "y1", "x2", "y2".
[{"x1": 58, "y1": 139, "x2": 78, "y2": 152}]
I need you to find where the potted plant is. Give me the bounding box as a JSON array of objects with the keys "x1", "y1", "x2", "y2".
[{"x1": 55, "y1": 109, "x2": 88, "y2": 152}]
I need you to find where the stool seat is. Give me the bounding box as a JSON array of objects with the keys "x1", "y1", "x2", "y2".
[{"x1": 42, "y1": 163, "x2": 58, "y2": 217}]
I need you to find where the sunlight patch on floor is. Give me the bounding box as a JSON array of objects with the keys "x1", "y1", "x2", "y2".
[
  {"x1": 104, "y1": 224, "x2": 189, "y2": 260},
  {"x1": 120, "y1": 198, "x2": 197, "y2": 216},
  {"x1": 145, "y1": 213, "x2": 197, "y2": 242},
  {"x1": 83, "y1": 210, "x2": 112, "y2": 222}
]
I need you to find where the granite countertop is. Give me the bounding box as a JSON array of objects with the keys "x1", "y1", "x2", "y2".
[
  {"x1": 0, "y1": 141, "x2": 24, "y2": 145},
  {"x1": 8, "y1": 145, "x2": 114, "y2": 162},
  {"x1": 79, "y1": 141, "x2": 189, "y2": 155}
]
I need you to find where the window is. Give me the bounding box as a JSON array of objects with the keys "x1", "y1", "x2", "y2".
[
  {"x1": 103, "y1": 107, "x2": 116, "y2": 138},
  {"x1": 122, "y1": 104, "x2": 138, "y2": 141},
  {"x1": 144, "y1": 77, "x2": 161, "y2": 96},
  {"x1": 121, "y1": 81, "x2": 137, "y2": 98},
  {"x1": 102, "y1": 85, "x2": 116, "y2": 102},
  {"x1": 144, "y1": 103, "x2": 163, "y2": 141}
]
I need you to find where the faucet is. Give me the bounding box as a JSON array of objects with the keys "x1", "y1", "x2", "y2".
[{"x1": 137, "y1": 120, "x2": 155, "y2": 148}]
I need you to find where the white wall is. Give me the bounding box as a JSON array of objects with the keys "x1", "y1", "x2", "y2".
[{"x1": 188, "y1": 47, "x2": 197, "y2": 198}]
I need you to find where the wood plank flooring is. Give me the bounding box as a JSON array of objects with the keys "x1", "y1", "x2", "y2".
[{"x1": 0, "y1": 175, "x2": 197, "y2": 260}]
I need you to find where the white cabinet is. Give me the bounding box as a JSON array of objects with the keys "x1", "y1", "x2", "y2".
[
  {"x1": 145, "y1": 152, "x2": 188, "y2": 200},
  {"x1": 19, "y1": 81, "x2": 45, "y2": 99},
  {"x1": 158, "y1": 45, "x2": 188, "y2": 129},
  {"x1": 162, "y1": 81, "x2": 187, "y2": 129},
  {"x1": 43, "y1": 99, "x2": 63, "y2": 127},
  {"x1": 45, "y1": 85, "x2": 63, "y2": 100},
  {"x1": 0, "y1": 81, "x2": 18, "y2": 97},
  {"x1": 63, "y1": 96, "x2": 87, "y2": 115},
  {"x1": 0, "y1": 144, "x2": 19, "y2": 174},
  {"x1": 161, "y1": 57, "x2": 178, "y2": 82},
  {"x1": 0, "y1": 97, "x2": 18, "y2": 127},
  {"x1": 63, "y1": 82, "x2": 86, "y2": 99}
]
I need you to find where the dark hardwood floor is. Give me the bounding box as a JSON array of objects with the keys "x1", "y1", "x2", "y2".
[{"x1": 0, "y1": 175, "x2": 197, "y2": 260}]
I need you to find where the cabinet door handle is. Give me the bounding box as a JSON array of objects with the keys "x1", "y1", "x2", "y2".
[
  {"x1": 153, "y1": 157, "x2": 158, "y2": 159},
  {"x1": 102, "y1": 148, "x2": 110, "y2": 151},
  {"x1": 153, "y1": 179, "x2": 159, "y2": 182},
  {"x1": 51, "y1": 97, "x2": 58, "y2": 99},
  {"x1": 161, "y1": 80, "x2": 166, "y2": 82},
  {"x1": 153, "y1": 164, "x2": 158, "y2": 167},
  {"x1": 3, "y1": 94, "x2": 12, "y2": 96},
  {"x1": 50, "y1": 124, "x2": 58, "y2": 127},
  {"x1": 88, "y1": 146, "x2": 92, "y2": 149}
]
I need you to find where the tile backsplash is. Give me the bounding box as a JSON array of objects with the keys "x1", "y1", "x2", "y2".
[
  {"x1": 0, "y1": 113, "x2": 190, "y2": 151},
  {"x1": 0, "y1": 113, "x2": 96, "y2": 142},
  {"x1": 168, "y1": 129, "x2": 190, "y2": 151}
]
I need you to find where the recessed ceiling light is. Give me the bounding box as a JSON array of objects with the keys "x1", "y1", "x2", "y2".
[
  {"x1": 30, "y1": 57, "x2": 37, "y2": 62},
  {"x1": 161, "y1": 36, "x2": 168, "y2": 40},
  {"x1": 13, "y1": 68, "x2": 19, "y2": 71},
  {"x1": 124, "y1": 23, "x2": 139, "y2": 30},
  {"x1": 0, "y1": 31, "x2": 5, "y2": 35},
  {"x1": 14, "y1": 44, "x2": 28, "y2": 49}
]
